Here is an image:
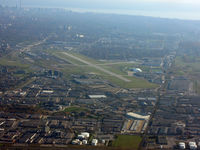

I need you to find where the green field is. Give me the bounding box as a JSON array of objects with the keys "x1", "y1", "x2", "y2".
[
  {"x1": 0, "y1": 57, "x2": 29, "y2": 68},
  {"x1": 193, "y1": 80, "x2": 200, "y2": 94},
  {"x1": 173, "y1": 55, "x2": 200, "y2": 94},
  {"x1": 54, "y1": 52, "x2": 86, "y2": 65},
  {"x1": 103, "y1": 75, "x2": 157, "y2": 89},
  {"x1": 174, "y1": 56, "x2": 200, "y2": 75},
  {"x1": 53, "y1": 51, "x2": 158, "y2": 89},
  {"x1": 0, "y1": 49, "x2": 158, "y2": 89},
  {"x1": 68, "y1": 52, "x2": 101, "y2": 64},
  {"x1": 112, "y1": 135, "x2": 142, "y2": 150},
  {"x1": 0, "y1": 55, "x2": 35, "y2": 83},
  {"x1": 101, "y1": 63, "x2": 157, "y2": 88},
  {"x1": 64, "y1": 106, "x2": 88, "y2": 113}
]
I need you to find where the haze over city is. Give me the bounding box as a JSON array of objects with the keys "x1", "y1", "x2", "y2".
[
  {"x1": 2, "y1": 0, "x2": 200, "y2": 20},
  {"x1": 1, "y1": 0, "x2": 200, "y2": 149}
]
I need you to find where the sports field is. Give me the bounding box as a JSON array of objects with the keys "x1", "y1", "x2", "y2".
[{"x1": 112, "y1": 135, "x2": 142, "y2": 150}]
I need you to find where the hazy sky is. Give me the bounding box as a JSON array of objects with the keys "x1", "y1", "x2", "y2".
[{"x1": 3, "y1": 0, "x2": 200, "y2": 20}]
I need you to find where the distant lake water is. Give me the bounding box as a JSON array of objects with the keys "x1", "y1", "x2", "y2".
[{"x1": 23, "y1": 5, "x2": 200, "y2": 21}]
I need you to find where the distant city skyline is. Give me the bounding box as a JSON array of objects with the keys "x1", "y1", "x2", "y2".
[{"x1": 1, "y1": 0, "x2": 200, "y2": 20}]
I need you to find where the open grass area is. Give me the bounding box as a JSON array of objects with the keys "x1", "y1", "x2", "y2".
[
  {"x1": 102, "y1": 75, "x2": 157, "y2": 89},
  {"x1": 173, "y1": 55, "x2": 200, "y2": 94},
  {"x1": 193, "y1": 80, "x2": 200, "y2": 94},
  {"x1": 54, "y1": 52, "x2": 85, "y2": 65},
  {"x1": 0, "y1": 57, "x2": 29, "y2": 68},
  {"x1": 68, "y1": 52, "x2": 101, "y2": 64},
  {"x1": 61, "y1": 64, "x2": 104, "y2": 79},
  {"x1": 174, "y1": 56, "x2": 200, "y2": 75},
  {"x1": 102, "y1": 63, "x2": 134, "y2": 75},
  {"x1": 112, "y1": 135, "x2": 142, "y2": 150},
  {"x1": 61, "y1": 65, "x2": 157, "y2": 88},
  {"x1": 52, "y1": 51, "x2": 158, "y2": 89},
  {"x1": 0, "y1": 55, "x2": 34, "y2": 77}
]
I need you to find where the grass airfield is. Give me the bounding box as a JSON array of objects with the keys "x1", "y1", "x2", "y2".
[{"x1": 53, "y1": 51, "x2": 157, "y2": 89}]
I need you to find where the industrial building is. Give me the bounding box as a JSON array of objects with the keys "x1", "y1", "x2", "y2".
[
  {"x1": 126, "y1": 112, "x2": 150, "y2": 120},
  {"x1": 92, "y1": 139, "x2": 98, "y2": 146},
  {"x1": 179, "y1": 142, "x2": 186, "y2": 149},
  {"x1": 130, "y1": 68, "x2": 142, "y2": 73},
  {"x1": 88, "y1": 95, "x2": 107, "y2": 99}
]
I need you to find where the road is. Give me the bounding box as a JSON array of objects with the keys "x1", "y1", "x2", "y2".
[
  {"x1": 62, "y1": 52, "x2": 131, "y2": 82},
  {"x1": 97, "y1": 61, "x2": 136, "y2": 65},
  {"x1": 20, "y1": 38, "x2": 48, "y2": 52}
]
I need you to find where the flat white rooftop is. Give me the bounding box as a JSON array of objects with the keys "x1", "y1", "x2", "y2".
[
  {"x1": 42, "y1": 90, "x2": 54, "y2": 94},
  {"x1": 126, "y1": 112, "x2": 150, "y2": 120},
  {"x1": 88, "y1": 95, "x2": 107, "y2": 99}
]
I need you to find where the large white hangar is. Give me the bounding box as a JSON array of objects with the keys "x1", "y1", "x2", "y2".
[{"x1": 126, "y1": 112, "x2": 150, "y2": 120}]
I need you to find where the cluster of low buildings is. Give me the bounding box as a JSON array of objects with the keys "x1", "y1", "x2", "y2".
[
  {"x1": 71, "y1": 132, "x2": 100, "y2": 146},
  {"x1": 0, "y1": 67, "x2": 158, "y2": 148},
  {"x1": 179, "y1": 141, "x2": 200, "y2": 150},
  {"x1": 145, "y1": 76, "x2": 200, "y2": 149},
  {"x1": 72, "y1": 132, "x2": 90, "y2": 145}
]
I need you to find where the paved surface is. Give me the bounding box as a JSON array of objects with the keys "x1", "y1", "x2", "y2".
[
  {"x1": 97, "y1": 61, "x2": 136, "y2": 65},
  {"x1": 62, "y1": 52, "x2": 131, "y2": 82},
  {"x1": 20, "y1": 38, "x2": 48, "y2": 52}
]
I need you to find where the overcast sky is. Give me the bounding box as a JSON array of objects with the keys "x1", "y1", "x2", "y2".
[{"x1": 3, "y1": 0, "x2": 200, "y2": 20}]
